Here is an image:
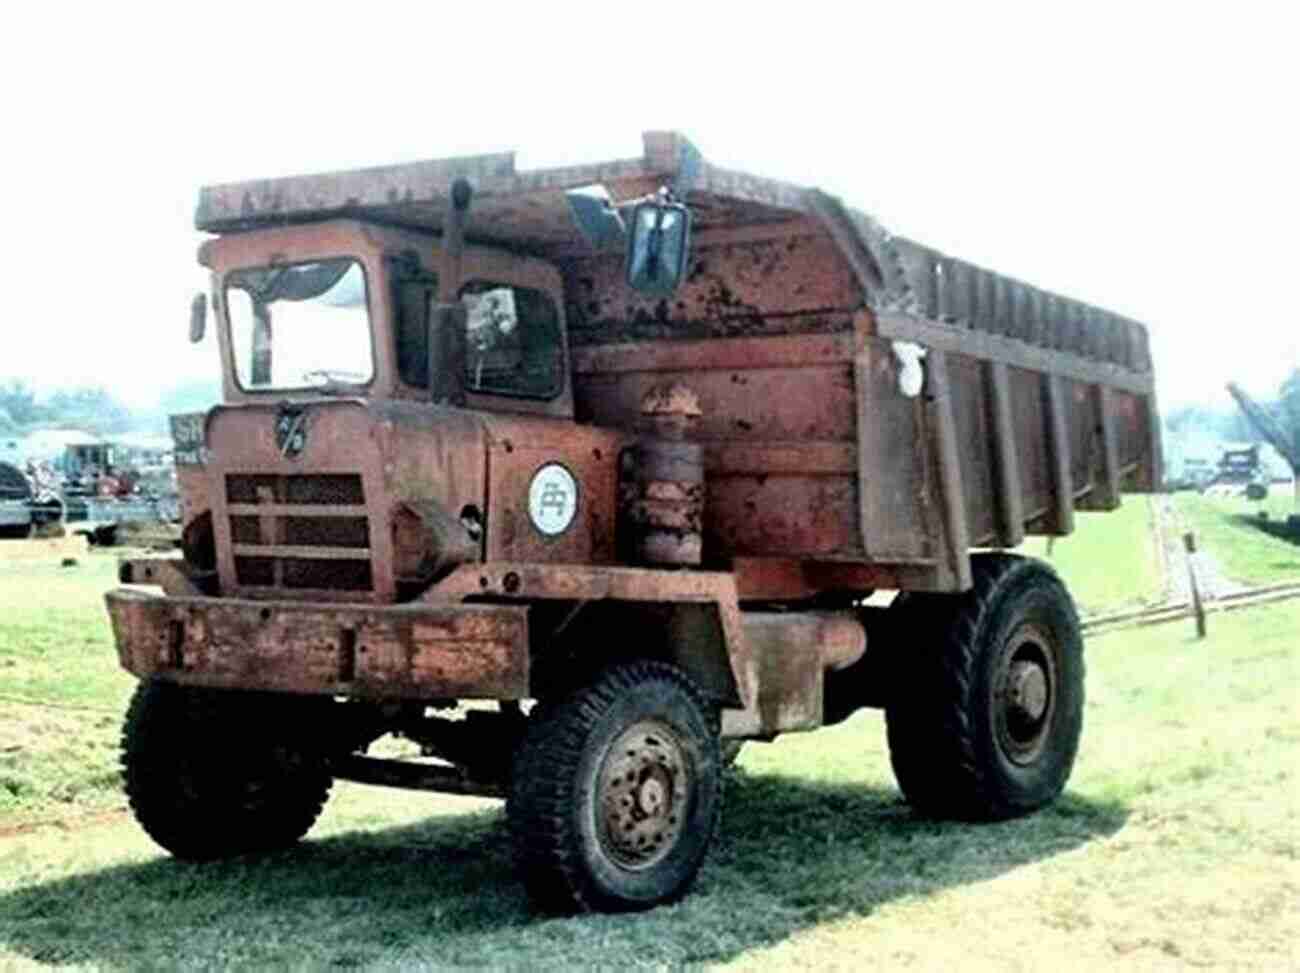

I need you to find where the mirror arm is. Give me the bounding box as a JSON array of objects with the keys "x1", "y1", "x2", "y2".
[{"x1": 430, "y1": 178, "x2": 473, "y2": 406}]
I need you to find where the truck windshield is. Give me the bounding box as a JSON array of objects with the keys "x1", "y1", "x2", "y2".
[{"x1": 226, "y1": 259, "x2": 373, "y2": 391}]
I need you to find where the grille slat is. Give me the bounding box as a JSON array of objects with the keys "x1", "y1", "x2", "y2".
[
  {"x1": 227, "y1": 503, "x2": 366, "y2": 517},
  {"x1": 231, "y1": 544, "x2": 372, "y2": 560},
  {"x1": 226, "y1": 474, "x2": 364, "y2": 505}
]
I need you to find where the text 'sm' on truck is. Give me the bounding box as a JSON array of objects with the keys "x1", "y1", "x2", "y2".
[{"x1": 109, "y1": 132, "x2": 1160, "y2": 913}]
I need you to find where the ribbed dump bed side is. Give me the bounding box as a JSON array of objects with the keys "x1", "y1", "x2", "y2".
[{"x1": 891, "y1": 235, "x2": 1150, "y2": 373}]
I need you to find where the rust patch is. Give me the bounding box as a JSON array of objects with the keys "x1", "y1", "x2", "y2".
[{"x1": 105, "y1": 589, "x2": 528, "y2": 700}]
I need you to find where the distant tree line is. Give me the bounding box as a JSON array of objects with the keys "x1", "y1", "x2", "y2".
[{"x1": 0, "y1": 378, "x2": 219, "y2": 438}]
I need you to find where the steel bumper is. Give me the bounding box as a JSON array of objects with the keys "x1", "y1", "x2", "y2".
[{"x1": 105, "y1": 589, "x2": 528, "y2": 699}]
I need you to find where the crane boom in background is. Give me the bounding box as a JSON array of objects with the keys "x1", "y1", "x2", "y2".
[
  {"x1": 1226, "y1": 383, "x2": 1299, "y2": 473},
  {"x1": 1227, "y1": 382, "x2": 1299, "y2": 510}
]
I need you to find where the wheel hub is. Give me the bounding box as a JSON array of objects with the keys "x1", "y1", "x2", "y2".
[
  {"x1": 1007, "y1": 660, "x2": 1049, "y2": 722},
  {"x1": 636, "y1": 775, "x2": 666, "y2": 815},
  {"x1": 597, "y1": 722, "x2": 688, "y2": 869},
  {"x1": 996, "y1": 624, "x2": 1059, "y2": 766}
]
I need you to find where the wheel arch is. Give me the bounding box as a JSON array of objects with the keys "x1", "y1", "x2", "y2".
[{"x1": 526, "y1": 598, "x2": 745, "y2": 707}]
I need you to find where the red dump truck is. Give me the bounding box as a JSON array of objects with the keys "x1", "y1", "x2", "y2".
[{"x1": 109, "y1": 132, "x2": 1159, "y2": 913}]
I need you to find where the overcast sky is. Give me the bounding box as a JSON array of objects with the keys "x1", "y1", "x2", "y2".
[{"x1": 3, "y1": 3, "x2": 1294, "y2": 413}]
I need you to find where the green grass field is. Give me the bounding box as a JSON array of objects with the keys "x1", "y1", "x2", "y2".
[
  {"x1": 0, "y1": 555, "x2": 135, "y2": 826},
  {"x1": 1174, "y1": 489, "x2": 1300, "y2": 586},
  {"x1": 1018, "y1": 495, "x2": 1163, "y2": 614},
  {"x1": 0, "y1": 497, "x2": 1297, "y2": 967}
]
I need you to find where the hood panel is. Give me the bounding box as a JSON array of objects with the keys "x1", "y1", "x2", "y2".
[{"x1": 203, "y1": 400, "x2": 488, "y2": 602}]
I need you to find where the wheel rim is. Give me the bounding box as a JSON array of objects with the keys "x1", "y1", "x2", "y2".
[
  {"x1": 596, "y1": 720, "x2": 689, "y2": 870},
  {"x1": 994, "y1": 622, "x2": 1059, "y2": 766}
]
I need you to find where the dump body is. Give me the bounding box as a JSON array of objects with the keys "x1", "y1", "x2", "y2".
[{"x1": 192, "y1": 132, "x2": 1158, "y2": 596}]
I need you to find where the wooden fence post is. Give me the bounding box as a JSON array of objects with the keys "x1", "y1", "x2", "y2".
[{"x1": 1183, "y1": 531, "x2": 1207, "y2": 638}]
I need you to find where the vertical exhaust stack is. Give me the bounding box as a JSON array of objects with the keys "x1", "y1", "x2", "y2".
[
  {"x1": 430, "y1": 178, "x2": 473, "y2": 407},
  {"x1": 627, "y1": 384, "x2": 705, "y2": 566}
]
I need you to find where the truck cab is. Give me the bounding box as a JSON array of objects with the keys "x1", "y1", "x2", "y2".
[{"x1": 174, "y1": 218, "x2": 622, "y2": 607}]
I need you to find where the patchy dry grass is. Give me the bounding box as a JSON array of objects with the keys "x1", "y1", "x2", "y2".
[
  {"x1": 0, "y1": 521, "x2": 1297, "y2": 967},
  {"x1": 0, "y1": 553, "x2": 135, "y2": 825},
  {"x1": 0, "y1": 701, "x2": 124, "y2": 826}
]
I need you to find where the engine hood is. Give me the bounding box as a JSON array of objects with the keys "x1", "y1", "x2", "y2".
[{"x1": 201, "y1": 399, "x2": 489, "y2": 602}]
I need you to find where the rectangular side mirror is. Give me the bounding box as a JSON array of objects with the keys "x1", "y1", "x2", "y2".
[
  {"x1": 189, "y1": 292, "x2": 207, "y2": 343},
  {"x1": 625, "y1": 201, "x2": 691, "y2": 296}
]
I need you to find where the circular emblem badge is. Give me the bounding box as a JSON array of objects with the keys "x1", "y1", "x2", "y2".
[
  {"x1": 274, "y1": 406, "x2": 308, "y2": 460},
  {"x1": 528, "y1": 463, "x2": 578, "y2": 536}
]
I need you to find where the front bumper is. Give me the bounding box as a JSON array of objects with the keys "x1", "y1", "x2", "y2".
[{"x1": 105, "y1": 589, "x2": 528, "y2": 699}]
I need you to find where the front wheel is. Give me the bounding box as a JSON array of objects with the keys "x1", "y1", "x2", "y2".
[
  {"x1": 121, "y1": 681, "x2": 333, "y2": 861},
  {"x1": 885, "y1": 554, "x2": 1084, "y2": 821},
  {"x1": 508, "y1": 661, "x2": 722, "y2": 913}
]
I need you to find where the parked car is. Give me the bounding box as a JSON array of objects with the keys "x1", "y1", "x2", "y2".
[{"x1": 0, "y1": 462, "x2": 33, "y2": 539}]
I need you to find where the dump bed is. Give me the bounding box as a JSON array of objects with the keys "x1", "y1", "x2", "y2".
[{"x1": 198, "y1": 132, "x2": 1159, "y2": 592}]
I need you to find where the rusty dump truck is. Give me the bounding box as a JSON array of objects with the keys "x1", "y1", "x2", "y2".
[{"x1": 108, "y1": 132, "x2": 1159, "y2": 913}]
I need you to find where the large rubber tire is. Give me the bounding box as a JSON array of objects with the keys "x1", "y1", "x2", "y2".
[
  {"x1": 885, "y1": 554, "x2": 1084, "y2": 821},
  {"x1": 121, "y1": 680, "x2": 332, "y2": 861},
  {"x1": 508, "y1": 661, "x2": 722, "y2": 913}
]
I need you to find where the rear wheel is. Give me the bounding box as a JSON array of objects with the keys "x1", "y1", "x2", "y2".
[
  {"x1": 121, "y1": 680, "x2": 332, "y2": 860},
  {"x1": 885, "y1": 554, "x2": 1084, "y2": 820},
  {"x1": 508, "y1": 661, "x2": 722, "y2": 913}
]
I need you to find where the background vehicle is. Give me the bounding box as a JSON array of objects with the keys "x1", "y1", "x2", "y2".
[
  {"x1": 0, "y1": 462, "x2": 33, "y2": 539},
  {"x1": 109, "y1": 132, "x2": 1159, "y2": 913}
]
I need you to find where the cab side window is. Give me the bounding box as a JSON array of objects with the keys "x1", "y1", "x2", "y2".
[
  {"x1": 388, "y1": 253, "x2": 439, "y2": 390},
  {"x1": 459, "y1": 280, "x2": 563, "y2": 400}
]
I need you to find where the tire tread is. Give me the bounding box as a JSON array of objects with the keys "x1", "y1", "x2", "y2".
[
  {"x1": 507, "y1": 660, "x2": 721, "y2": 913},
  {"x1": 121, "y1": 680, "x2": 332, "y2": 861}
]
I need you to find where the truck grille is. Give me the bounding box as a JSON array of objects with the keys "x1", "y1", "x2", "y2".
[{"x1": 225, "y1": 474, "x2": 373, "y2": 594}]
